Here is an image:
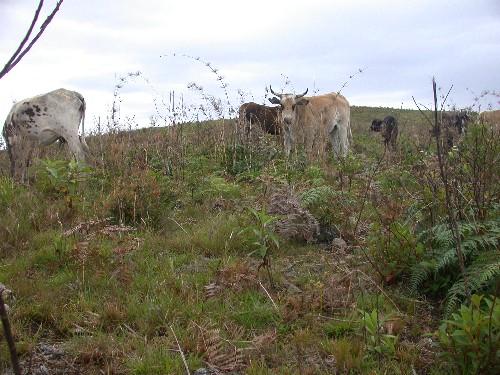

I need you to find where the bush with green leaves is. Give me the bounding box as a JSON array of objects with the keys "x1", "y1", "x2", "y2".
[
  {"x1": 450, "y1": 123, "x2": 499, "y2": 222},
  {"x1": 368, "y1": 221, "x2": 424, "y2": 284},
  {"x1": 32, "y1": 157, "x2": 91, "y2": 208},
  {"x1": 410, "y1": 215, "x2": 500, "y2": 316},
  {"x1": 358, "y1": 308, "x2": 398, "y2": 356},
  {"x1": 240, "y1": 206, "x2": 283, "y2": 286},
  {"x1": 435, "y1": 294, "x2": 500, "y2": 374},
  {"x1": 223, "y1": 139, "x2": 279, "y2": 175}
]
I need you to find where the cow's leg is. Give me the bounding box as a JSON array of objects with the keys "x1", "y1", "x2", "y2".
[
  {"x1": 338, "y1": 120, "x2": 349, "y2": 158},
  {"x1": 283, "y1": 131, "x2": 292, "y2": 157},
  {"x1": 6, "y1": 146, "x2": 16, "y2": 180},
  {"x1": 65, "y1": 136, "x2": 87, "y2": 162},
  {"x1": 13, "y1": 142, "x2": 34, "y2": 183},
  {"x1": 9, "y1": 138, "x2": 33, "y2": 183},
  {"x1": 390, "y1": 128, "x2": 398, "y2": 150},
  {"x1": 329, "y1": 127, "x2": 340, "y2": 160},
  {"x1": 305, "y1": 128, "x2": 315, "y2": 157}
]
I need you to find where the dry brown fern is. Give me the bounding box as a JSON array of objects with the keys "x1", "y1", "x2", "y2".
[
  {"x1": 194, "y1": 325, "x2": 244, "y2": 372},
  {"x1": 205, "y1": 260, "x2": 258, "y2": 300},
  {"x1": 267, "y1": 185, "x2": 319, "y2": 243}
]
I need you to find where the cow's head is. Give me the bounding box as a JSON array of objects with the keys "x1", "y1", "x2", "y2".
[
  {"x1": 370, "y1": 119, "x2": 383, "y2": 132},
  {"x1": 268, "y1": 86, "x2": 309, "y2": 127}
]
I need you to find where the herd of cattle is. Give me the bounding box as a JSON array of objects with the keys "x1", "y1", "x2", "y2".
[{"x1": 2, "y1": 87, "x2": 500, "y2": 182}]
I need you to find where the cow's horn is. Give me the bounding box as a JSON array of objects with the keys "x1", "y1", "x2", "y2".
[
  {"x1": 295, "y1": 88, "x2": 308, "y2": 99},
  {"x1": 269, "y1": 86, "x2": 282, "y2": 98}
]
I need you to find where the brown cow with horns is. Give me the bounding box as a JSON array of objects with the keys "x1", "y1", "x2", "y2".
[{"x1": 268, "y1": 86, "x2": 352, "y2": 159}]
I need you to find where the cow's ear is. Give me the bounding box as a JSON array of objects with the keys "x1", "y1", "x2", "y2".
[
  {"x1": 269, "y1": 97, "x2": 280, "y2": 105},
  {"x1": 296, "y1": 98, "x2": 309, "y2": 106}
]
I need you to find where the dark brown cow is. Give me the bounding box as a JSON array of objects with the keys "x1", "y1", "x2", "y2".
[
  {"x1": 239, "y1": 102, "x2": 282, "y2": 136},
  {"x1": 370, "y1": 115, "x2": 398, "y2": 149},
  {"x1": 431, "y1": 111, "x2": 470, "y2": 149}
]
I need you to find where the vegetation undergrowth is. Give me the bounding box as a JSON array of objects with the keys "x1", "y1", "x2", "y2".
[{"x1": 0, "y1": 78, "x2": 498, "y2": 374}]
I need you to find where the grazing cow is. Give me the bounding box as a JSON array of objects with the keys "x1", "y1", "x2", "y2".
[
  {"x1": 238, "y1": 102, "x2": 282, "y2": 136},
  {"x1": 2, "y1": 88, "x2": 89, "y2": 182},
  {"x1": 431, "y1": 111, "x2": 470, "y2": 149},
  {"x1": 478, "y1": 110, "x2": 500, "y2": 127},
  {"x1": 370, "y1": 116, "x2": 398, "y2": 149},
  {"x1": 269, "y1": 87, "x2": 351, "y2": 160}
]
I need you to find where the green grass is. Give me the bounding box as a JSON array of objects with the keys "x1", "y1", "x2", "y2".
[{"x1": 0, "y1": 104, "x2": 497, "y2": 374}]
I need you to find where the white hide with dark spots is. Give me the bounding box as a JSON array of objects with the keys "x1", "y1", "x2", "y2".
[{"x1": 2, "y1": 88, "x2": 89, "y2": 181}]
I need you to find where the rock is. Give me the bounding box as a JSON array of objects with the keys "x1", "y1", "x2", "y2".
[{"x1": 331, "y1": 237, "x2": 347, "y2": 251}]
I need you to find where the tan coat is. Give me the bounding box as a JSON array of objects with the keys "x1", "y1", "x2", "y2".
[{"x1": 270, "y1": 90, "x2": 351, "y2": 160}]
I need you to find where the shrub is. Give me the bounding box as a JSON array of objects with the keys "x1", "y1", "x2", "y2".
[
  {"x1": 31, "y1": 157, "x2": 91, "y2": 208},
  {"x1": 368, "y1": 221, "x2": 424, "y2": 284},
  {"x1": 358, "y1": 308, "x2": 398, "y2": 356},
  {"x1": 435, "y1": 294, "x2": 500, "y2": 374}
]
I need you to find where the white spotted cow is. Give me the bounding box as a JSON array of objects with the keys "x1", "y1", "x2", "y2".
[{"x1": 2, "y1": 88, "x2": 89, "y2": 182}]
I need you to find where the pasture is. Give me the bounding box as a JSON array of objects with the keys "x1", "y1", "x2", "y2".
[{"x1": 0, "y1": 102, "x2": 499, "y2": 374}]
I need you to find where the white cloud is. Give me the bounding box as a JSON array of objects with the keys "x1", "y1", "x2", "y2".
[{"x1": 1, "y1": 0, "x2": 499, "y2": 136}]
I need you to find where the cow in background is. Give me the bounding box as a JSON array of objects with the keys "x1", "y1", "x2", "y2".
[
  {"x1": 370, "y1": 115, "x2": 398, "y2": 150},
  {"x1": 2, "y1": 88, "x2": 90, "y2": 182},
  {"x1": 238, "y1": 102, "x2": 282, "y2": 137},
  {"x1": 478, "y1": 110, "x2": 500, "y2": 127},
  {"x1": 431, "y1": 111, "x2": 470, "y2": 149},
  {"x1": 269, "y1": 87, "x2": 351, "y2": 160}
]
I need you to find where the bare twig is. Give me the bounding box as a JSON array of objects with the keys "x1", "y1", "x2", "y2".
[
  {"x1": 413, "y1": 78, "x2": 471, "y2": 302},
  {"x1": 169, "y1": 217, "x2": 189, "y2": 234},
  {"x1": 0, "y1": 284, "x2": 21, "y2": 375},
  {"x1": 0, "y1": 0, "x2": 64, "y2": 80},
  {"x1": 430, "y1": 78, "x2": 470, "y2": 301},
  {"x1": 338, "y1": 68, "x2": 365, "y2": 94},
  {"x1": 170, "y1": 325, "x2": 190, "y2": 375},
  {"x1": 258, "y1": 281, "x2": 279, "y2": 311}
]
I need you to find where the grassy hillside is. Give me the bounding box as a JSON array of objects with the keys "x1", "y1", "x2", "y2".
[{"x1": 0, "y1": 105, "x2": 498, "y2": 374}]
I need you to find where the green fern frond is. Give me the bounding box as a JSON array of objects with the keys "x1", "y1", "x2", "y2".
[
  {"x1": 409, "y1": 260, "x2": 436, "y2": 292},
  {"x1": 411, "y1": 215, "x2": 499, "y2": 308},
  {"x1": 443, "y1": 249, "x2": 500, "y2": 317},
  {"x1": 435, "y1": 247, "x2": 459, "y2": 271},
  {"x1": 300, "y1": 185, "x2": 336, "y2": 207}
]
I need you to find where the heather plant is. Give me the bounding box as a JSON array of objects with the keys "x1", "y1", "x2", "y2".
[{"x1": 448, "y1": 123, "x2": 499, "y2": 222}]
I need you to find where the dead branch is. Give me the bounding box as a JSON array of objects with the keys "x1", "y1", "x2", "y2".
[
  {"x1": 430, "y1": 78, "x2": 470, "y2": 301},
  {"x1": 0, "y1": 284, "x2": 21, "y2": 375},
  {"x1": 170, "y1": 325, "x2": 190, "y2": 375},
  {"x1": 0, "y1": 0, "x2": 64, "y2": 80}
]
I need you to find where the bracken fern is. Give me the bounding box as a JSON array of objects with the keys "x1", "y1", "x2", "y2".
[{"x1": 410, "y1": 214, "x2": 499, "y2": 316}]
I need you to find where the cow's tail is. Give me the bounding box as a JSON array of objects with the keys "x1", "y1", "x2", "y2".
[
  {"x1": 78, "y1": 95, "x2": 90, "y2": 157},
  {"x1": 3, "y1": 113, "x2": 16, "y2": 177}
]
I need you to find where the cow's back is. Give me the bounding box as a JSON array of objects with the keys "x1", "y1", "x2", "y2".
[
  {"x1": 11, "y1": 89, "x2": 83, "y2": 144},
  {"x1": 479, "y1": 110, "x2": 500, "y2": 126},
  {"x1": 294, "y1": 93, "x2": 350, "y2": 156}
]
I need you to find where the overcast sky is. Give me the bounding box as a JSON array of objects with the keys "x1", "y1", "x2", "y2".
[{"x1": 1, "y1": 0, "x2": 499, "y2": 133}]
